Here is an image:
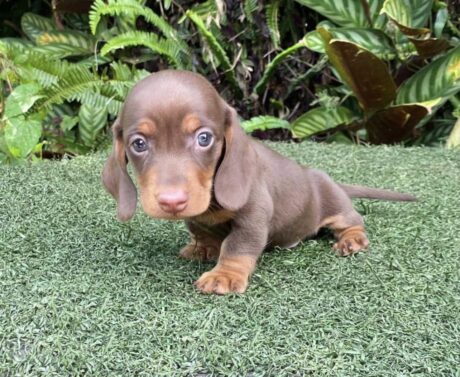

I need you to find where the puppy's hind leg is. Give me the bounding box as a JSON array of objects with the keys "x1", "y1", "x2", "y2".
[
  {"x1": 321, "y1": 210, "x2": 369, "y2": 256},
  {"x1": 312, "y1": 171, "x2": 369, "y2": 256}
]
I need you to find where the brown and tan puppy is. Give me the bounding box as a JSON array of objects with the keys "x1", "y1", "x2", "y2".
[{"x1": 102, "y1": 70, "x2": 416, "y2": 295}]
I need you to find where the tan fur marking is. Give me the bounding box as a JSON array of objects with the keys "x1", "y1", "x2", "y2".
[
  {"x1": 319, "y1": 214, "x2": 350, "y2": 230},
  {"x1": 181, "y1": 114, "x2": 201, "y2": 134},
  {"x1": 137, "y1": 121, "x2": 156, "y2": 136},
  {"x1": 333, "y1": 225, "x2": 369, "y2": 256},
  {"x1": 194, "y1": 255, "x2": 256, "y2": 294},
  {"x1": 138, "y1": 164, "x2": 213, "y2": 219}
]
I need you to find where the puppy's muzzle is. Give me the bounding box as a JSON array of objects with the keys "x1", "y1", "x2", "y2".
[{"x1": 157, "y1": 189, "x2": 189, "y2": 214}]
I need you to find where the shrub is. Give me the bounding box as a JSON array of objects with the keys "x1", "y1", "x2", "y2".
[{"x1": 0, "y1": 0, "x2": 459, "y2": 163}]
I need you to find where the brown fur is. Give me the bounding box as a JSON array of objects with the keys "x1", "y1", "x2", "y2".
[{"x1": 102, "y1": 70, "x2": 416, "y2": 295}]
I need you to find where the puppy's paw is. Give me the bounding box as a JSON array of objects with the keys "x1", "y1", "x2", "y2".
[
  {"x1": 194, "y1": 268, "x2": 248, "y2": 295},
  {"x1": 333, "y1": 227, "x2": 369, "y2": 256},
  {"x1": 179, "y1": 243, "x2": 219, "y2": 261}
]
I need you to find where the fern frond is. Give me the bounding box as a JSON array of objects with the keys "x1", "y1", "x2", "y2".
[
  {"x1": 89, "y1": 0, "x2": 187, "y2": 53},
  {"x1": 186, "y1": 10, "x2": 241, "y2": 95},
  {"x1": 243, "y1": 0, "x2": 258, "y2": 22},
  {"x1": 100, "y1": 30, "x2": 185, "y2": 68},
  {"x1": 254, "y1": 38, "x2": 307, "y2": 95},
  {"x1": 41, "y1": 66, "x2": 102, "y2": 108},
  {"x1": 266, "y1": 0, "x2": 281, "y2": 49}
]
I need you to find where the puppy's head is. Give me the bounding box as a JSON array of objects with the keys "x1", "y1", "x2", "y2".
[{"x1": 102, "y1": 70, "x2": 255, "y2": 221}]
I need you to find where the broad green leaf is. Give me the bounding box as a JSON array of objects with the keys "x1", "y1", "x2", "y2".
[
  {"x1": 434, "y1": 7, "x2": 448, "y2": 37},
  {"x1": 295, "y1": 0, "x2": 384, "y2": 28},
  {"x1": 242, "y1": 116, "x2": 290, "y2": 133},
  {"x1": 381, "y1": 0, "x2": 433, "y2": 28},
  {"x1": 408, "y1": 0, "x2": 433, "y2": 28},
  {"x1": 78, "y1": 103, "x2": 108, "y2": 146},
  {"x1": 61, "y1": 115, "x2": 79, "y2": 132},
  {"x1": 291, "y1": 106, "x2": 355, "y2": 138},
  {"x1": 366, "y1": 104, "x2": 428, "y2": 143},
  {"x1": 396, "y1": 45, "x2": 460, "y2": 105},
  {"x1": 446, "y1": 117, "x2": 460, "y2": 149},
  {"x1": 4, "y1": 84, "x2": 43, "y2": 120},
  {"x1": 32, "y1": 44, "x2": 93, "y2": 59},
  {"x1": 4, "y1": 116, "x2": 42, "y2": 158},
  {"x1": 21, "y1": 13, "x2": 56, "y2": 41},
  {"x1": 36, "y1": 30, "x2": 96, "y2": 52},
  {"x1": 305, "y1": 28, "x2": 396, "y2": 59},
  {"x1": 319, "y1": 28, "x2": 396, "y2": 112}
]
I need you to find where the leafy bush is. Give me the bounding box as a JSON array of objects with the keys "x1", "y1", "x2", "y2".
[{"x1": 0, "y1": 0, "x2": 459, "y2": 163}]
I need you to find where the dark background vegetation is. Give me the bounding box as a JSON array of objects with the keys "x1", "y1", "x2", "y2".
[{"x1": 1, "y1": 0, "x2": 459, "y2": 164}]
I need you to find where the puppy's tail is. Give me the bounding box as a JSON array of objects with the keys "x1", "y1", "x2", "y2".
[{"x1": 339, "y1": 184, "x2": 417, "y2": 202}]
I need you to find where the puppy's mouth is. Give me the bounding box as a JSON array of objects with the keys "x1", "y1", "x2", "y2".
[{"x1": 140, "y1": 188, "x2": 212, "y2": 220}]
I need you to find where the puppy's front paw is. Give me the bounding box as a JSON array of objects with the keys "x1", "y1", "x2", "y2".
[
  {"x1": 333, "y1": 227, "x2": 369, "y2": 256},
  {"x1": 179, "y1": 243, "x2": 219, "y2": 261},
  {"x1": 194, "y1": 267, "x2": 248, "y2": 294}
]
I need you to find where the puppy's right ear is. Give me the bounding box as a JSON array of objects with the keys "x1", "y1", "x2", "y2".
[{"x1": 102, "y1": 118, "x2": 137, "y2": 221}]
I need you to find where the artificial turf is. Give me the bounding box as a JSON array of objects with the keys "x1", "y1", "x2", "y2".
[{"x1": 0, "y1": 141, "x2": 459, "y2": 376}]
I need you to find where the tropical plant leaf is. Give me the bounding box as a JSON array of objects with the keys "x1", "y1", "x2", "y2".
[
  {"x1": 366, "y1": 104, "x2": 429, "y2": 143},
  {"x1": 446, "y1": 117, "x2": 460, "y2": 149},
  {"x1": 33, "y1": 44, "x2": 92, "y2": 59},
  {"x1": 100, "y1": 30, "x2": 185, "y2": 68},
  {"x1": 4, "y1": 115, "x2": 42, "y2": 158},
  {"x1": 305, "y1": 28, "x2": 396, "y2": 59},
  {"x1": 36, "y1": 30, "x2": 96, "y2": 52},
  {"x1": 409, "y1": 38, "x2": 451, "y2": 58},
  {"x1": 3, "y1": 83, "x2": 43, "y2": 119},
  {"x1": 291, "y1": 106, "x2": 355, "y2": 138},
  {"x1": 319, "y1": 28, "x2": 396, "y2": 112},
  {"x1": 266, "y1": 0, "x2": 281, "y2": 49},
  {"x1": 186, "y1": 10, "x2": 241, "y2": 94},
  {"x1": 78, "y1": 103, "x2": 108, "y2": 146},
  {"x1": 408, "y1": 0, "x2": 433, "y2": 28},
  {"x1": 381, "y1": 0, "x2": 433, "y2": 33},
  {"x1": 242, "y1": 116, "x2": 290, "y2": 133},
  {"x1": 254, "y1": 39, "x2": 307, "y2": 95},
  {"x1": 396, "y1": 45, "x2": 460, "y2": 106},
  {"x1": 21, "y1": 13, "x2": 56, "y2": 41},
  {"x1": 295, "y1": 0, "x2": 384, "y2": 28}
]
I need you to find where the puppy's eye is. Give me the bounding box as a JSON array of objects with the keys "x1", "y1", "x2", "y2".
[
  {"x1": 131, "y1": 138, "x2": 147, "y2": 153},
  {"x1": 196, "y1": 131, "x2": 213, "y2": 148}
]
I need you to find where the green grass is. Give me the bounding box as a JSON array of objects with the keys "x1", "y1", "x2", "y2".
[{"x1": 1, "y1": 142, "x2": 459, "y2": 376}]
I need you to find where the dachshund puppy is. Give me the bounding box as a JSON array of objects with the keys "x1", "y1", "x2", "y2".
[{"x1": 102, "y1": 70, "x2": 415, "y2": 295}]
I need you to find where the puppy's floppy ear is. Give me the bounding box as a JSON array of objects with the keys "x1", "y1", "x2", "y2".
[
  {"x1": 102, "y1": 118, "x2": 137, "y2": 221},
  {"x1": 214, "y1": 105, "x2": 257, "y2": 211}
]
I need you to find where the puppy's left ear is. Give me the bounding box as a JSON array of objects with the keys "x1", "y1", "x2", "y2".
[
  {"x1": 102, "y1": 118, "x2": 137, "y2": 221},
  {"x1": 214, "y1": 105, "x2": 257, "y2": 211}
]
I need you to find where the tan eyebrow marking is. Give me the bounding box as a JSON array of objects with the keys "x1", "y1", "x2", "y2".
[
  {"x1": 181, "y1": 114, "x2": 201, "y2": 134},
  {"x1": 137, "y1": 120, "x2": 156, "y2": 136}
]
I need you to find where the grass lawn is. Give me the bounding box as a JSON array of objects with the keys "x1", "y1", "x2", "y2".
[{"x1": 1, "y1": 142, "x2": 459, "y2": 376}]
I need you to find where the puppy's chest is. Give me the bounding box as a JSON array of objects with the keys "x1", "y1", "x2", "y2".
[{"x1": 193, "y1": 208, "x2": 235, "y2": 225}]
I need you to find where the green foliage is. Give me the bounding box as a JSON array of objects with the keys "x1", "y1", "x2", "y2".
[{"x1": 1, "y1": 0, "x2": 459, "y2": 163}]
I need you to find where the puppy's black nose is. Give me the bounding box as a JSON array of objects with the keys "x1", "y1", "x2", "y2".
[{"x1": 158, "y1": 190, "x2": 188, "y2": 214}]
